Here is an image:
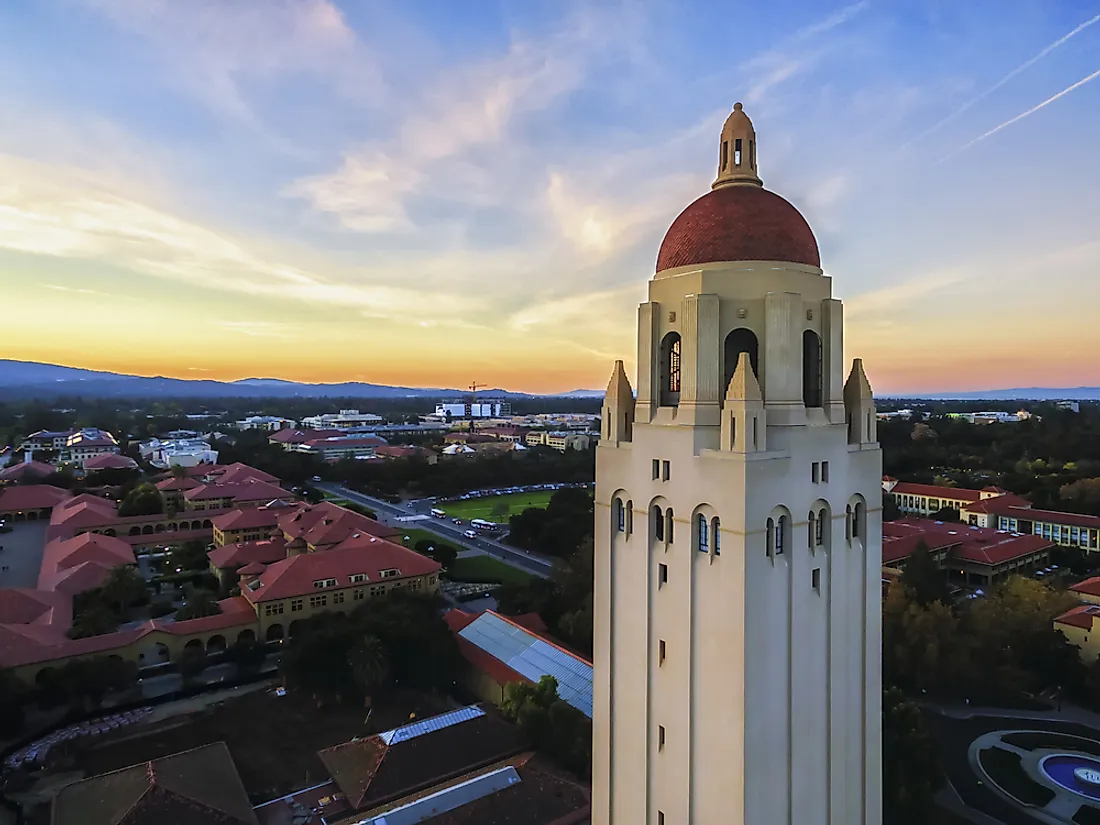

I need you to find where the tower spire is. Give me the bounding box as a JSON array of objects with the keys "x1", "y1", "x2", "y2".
[{"x1": 713, "y1": 102, "x2": 762, "y2": 189}]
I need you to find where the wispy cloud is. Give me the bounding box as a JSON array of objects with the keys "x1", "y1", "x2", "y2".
[
  {"x1": 943, "y1": 66, "x2": 1100, "y2": 161},
  {"x1": 216, "y1": 320, "x2": 299, "y2": 339},
  {"x1": 43, "y1": 283, "x2": 108, "y2": 297},
  {"x1": 742, "y1": 0, "x2": 871, "y2": 104},
  {"x1": 905, "y1": 11, "x2": 1100, "y2": 149}
]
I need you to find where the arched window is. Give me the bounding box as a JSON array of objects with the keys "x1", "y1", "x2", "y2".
[
  {"x1": 776, "y1": 515, "x2": 787, "y2": 555},
  {"x1": 766, "y1": 517, "x2": 775, "y2": 559},
  {"x1": 660, "y1": 332, "x2": 682, "y2": 406},
  {"x1": 807, "y1": 511, "x2": 816, "y2": 550},
  {"x1": 817, "y1": 508, "x2": 827, "y2": 546},
  {"x1": 626, "y1": 500, "x2": 634, "y2": 535},
  {"x1": 723, "y1": 328, "x2": 759, "y2": 392},
  {"x1": 846, "y1": 504, "x2": 853, "y2": 543},
  {"x1": 665, "y1": 509, "x2": 675, "y2": 544},
  {"x1": 802, "y1": 329, "x2": 822, "y2": 408},
  {"x1": 697, "y1": 513, "x2": 709, "y2": 553},
  {"x1": 853, "y1": 501, "x2": 865, "y2": 539},
  {"x1": 614, "y1": 498, "x2": 625, "y2": 533},
  {"x1": 711, "y1": 517, "x2": 721, "y2": 555},
  {"x1": 652, "y1": 505, "x2": 664, "y2": 542}
]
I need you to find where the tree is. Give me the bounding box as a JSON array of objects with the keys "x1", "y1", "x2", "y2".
[
  {"x1": 502, "y1": 675, "x2": 591, "y2": 777},
  {"x1": 118, "y1": 482, "x2": 165, "y2": 517},
  {"x1": 882, "y1": 687, "x2": 941, "y2": 824},
  {"x1": 280, "y1": 622, "x2": 357, "y2": 698},
  {"x1": 175, "y1": 586, "x2": 221, "y2": 621},
  {"x1": 900, "y1": 542, "x2": 948, "y2": 607},
  {"x1": 99, "y1": 565, "x2": 148, "y2": 615},
  {"x1": 67, "y1": 603, "x2": 120, "y2": 639},
  {"x1": 172, "y1": 539, "x2": 211, "y2": 572},
  {"x1": 177, "y1": 647, "x2": 208, "y2": 686},
  {"x1": 224, "y1": 638, "x2": 266, "y2": 676},
  {"x1": 0, "y1": 668, "x2": 25, "y2": 738},
  {"x1": 490, "y1": 500, "x2": 511, "y2": 518},
  {"x1": 431, "y1": 543, "x2": 458, "y2": 569},
  {"x1": 347, "y1": 635, "x2": 390, "y2": 704}
]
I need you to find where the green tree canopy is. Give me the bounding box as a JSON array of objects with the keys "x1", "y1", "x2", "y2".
[
  {"x1": 118, "y1": 482, "x2": 164, "y2": 517},
  {"x1": 175, "y1": 586, "x2": 221, "y2": 621},
  {"x1": 883, "y1": 686, "x2": 941, "y2": 825},
  {"x1": 900, "y1": 541, "x2": 949, "y2": 607},
  {"x1": 99, "y1": 565, "x2": 148, "y2": 615}
]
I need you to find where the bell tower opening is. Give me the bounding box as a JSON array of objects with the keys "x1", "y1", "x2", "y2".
[
  {"x1": 802, "y1": 329, "x2": 822, "y2": 408},
  {"x1": 659, "y1": 332, "x2": 681, "y2": 407},
  {"x1": 723, "y1": 328, "x2": 759, "y2": 394}
]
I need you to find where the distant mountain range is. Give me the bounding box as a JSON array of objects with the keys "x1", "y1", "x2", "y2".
[
  {"x1": 0, "y1": 360, "x2": 602, "y2": 400},
  {"x1": 888, "y1": 388, "x2": 1100, "y2": 401}
]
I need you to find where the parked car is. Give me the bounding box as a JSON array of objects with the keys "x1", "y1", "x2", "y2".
[{"x1": 463, "y1": 529, "x2": 478, "y2": 539}]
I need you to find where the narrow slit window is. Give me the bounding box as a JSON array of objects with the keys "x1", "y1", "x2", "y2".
[
  {"x1": 659, "y1": 725, "x2": 666, "y2": 750},
  {"x1": 776, "y1": 515, "x2": 787, "y2": 555},
  {"x1": 817, "y1": 509, "x2": 826, "y2": 546},
  {"x1": 658, "y1": 563, "x2": 668, "y2": 586},
  {"x1": 626, "y1": 501, "x2": 634, "y2": 535},
  {"x1": 662, "y1": 460, "x2": 670, "y2": 481},
  {"x1": 749, "y1": 139, "x2": 755, "y2": 169},
  {"x1": 822, "y1": 461, "x2": 830, "y2": 482},
  {"x1": 812, "y1": 462, "x2": 820, "y2": 483},
  {"x1": 615, "y1": 498, "x2": 624, "y2": 532},
  {"x1": 808, "y1": 511, "x2": 816, "y2": 549},
  {"x1": 653, "y1": 505, "x2": 664, "y2": 542},
  {"x1": 735, "y1": 138, "x2": 743, "y2": 166},
  {"x1": 766, "y1": 517, "x2": 775, "y2": 558},
  {"x1": 721, "y1": 140, "x2": 729, "y2": 170},
  {"x1": 697, "y1": 513, "x2": 709, "y2": 553},
  {"x1": 812, "y1": 567, "x2": 821, "y2": 592},
  {"x1": 712, "y1": 517, "x2": 721, "y2": 555},
  {"x1": 652, "y1": 459, "x2": 660, "y2": 480},
  {"x1": 666, "y1": 509, "x2": 674, "y2": 544},
  {"x1": 659, "y1": 639, "x2": 666, "y2": 664}
]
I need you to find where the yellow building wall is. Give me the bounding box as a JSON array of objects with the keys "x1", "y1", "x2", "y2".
[{"x1": 1057, "y1": 619, "x2": 1100, "y2": 663}]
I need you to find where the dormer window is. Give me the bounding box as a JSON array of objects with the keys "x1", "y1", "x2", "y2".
[
  {"x1": 312, "y1": 577, "x2": 337, "y2": 589},
  {"x1": 379, "y1": 568, "x2": 400, "y2": 579},
  {"x1": 349, "y1": 573, "x2": 367, "y2": 584}
]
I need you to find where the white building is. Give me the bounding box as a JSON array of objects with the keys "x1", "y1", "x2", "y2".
[
  {"x1": 593, "y1": 103, "x2": 882, "y2": 825},
  {"x1": 139, "y1": 437, "x2": 219, "y2": 469},
  {"x1": 236, "y1": 415, "x2": 296, "y2": 431},
  {"x1": 293, "y1": 434, "x2": 384, "y2": 461},
  {"x1": 63, "y1": 428, "x2": 120, "y2": 464},
  {"x1": 300, "y1": 409, "x2": 383, "y2": 429},
  {"x1": 431, "y1": 401, "x2": 510, "y2": 420}
]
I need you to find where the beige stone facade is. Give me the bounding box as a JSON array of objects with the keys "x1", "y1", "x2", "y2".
[{"x1": 593, "y1": 105, "x2": 882, "y2": 825}]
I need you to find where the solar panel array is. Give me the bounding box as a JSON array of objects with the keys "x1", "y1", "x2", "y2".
[
  {"x1": 379, "y1": 705, "x2": 484, "y2": 745},
  {"x1": 355, "y1": 766, "x2": 522, "y2": 825},
  {"x1": 459, "y1": 612, "x2": 593, "y2": 718}
]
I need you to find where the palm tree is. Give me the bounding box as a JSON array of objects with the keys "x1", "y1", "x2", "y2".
[{"x1": 347, "y1": 635, "x2": 390, "y2": 706}]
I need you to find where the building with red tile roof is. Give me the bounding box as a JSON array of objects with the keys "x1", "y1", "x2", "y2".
[
  {"x1": 276, "y1": 501, "x2": 398, "y2": 551},
  {"x1": 374, "y1": 445, "x2": 433, "y2": 460},
  {"x1": 0, "y1": 588, "x2": 70, "y2": 628},
  {"x1": 295, "y1": 434, "x2": 386, "y2": 461},
  {"x1": 268, "y1": 428, "x2": 344, "y2": 449},
  {"x1": 208, "y1": 537, "x2": 288, "y2": 582},
  {"x1": 51, "y1": 742, "x2": 258, "y2": 825},
  {"x1": 882, "y1": 518, "x2": 1052, "y2": 587},
  {"x1": 183, "y1": 478, "x2": 290, "y2": 512},
  {"x1": 0, "y1": 484, "x2": 73, "y2": 519},
  {"x1": 38, "y1": 532, "x2": 136, "y2": 593},
  {"x1": 1070, "y1": 576, "x2": 1100, "y2": 607},
  {"x1": 211, "y1": 503, "x2": 290, "y2": 546},
  {"x1": 0, "y1": 460, "x2": 57, "y2": 484},
  {"x1": 1055, "y1": 604, "x2": 1100, "y2": 663},
  {"x1": 82, "y1": 453, "x2": 138, "y2": 472},
  {"x1": 210, "y1": 462, "x2": 279, "y2": 485}
]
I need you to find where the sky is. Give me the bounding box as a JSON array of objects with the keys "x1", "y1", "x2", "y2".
[{"x1": 0, "y1": 0, "x2": 1098, "y2": 395}]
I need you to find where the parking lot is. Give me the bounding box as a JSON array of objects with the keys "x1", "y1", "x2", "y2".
[{"x1": 0, "y1": 519, "x2": 49, "y2": 589}]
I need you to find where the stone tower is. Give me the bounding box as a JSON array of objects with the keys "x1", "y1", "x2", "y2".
[{"x1": 592, "y1": 103, "x2": 882, "y2": 825}]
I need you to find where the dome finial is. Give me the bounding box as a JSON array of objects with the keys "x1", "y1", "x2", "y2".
[{"x1": 713, "y1": 102, "x2": 762, "y2": 189}]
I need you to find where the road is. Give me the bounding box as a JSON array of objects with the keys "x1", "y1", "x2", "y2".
[
  {"x1": 316, "y1": 483, "x2": 553, "y2": 579},
  {"x1": 138, "y1": 655, "x2": 280, "y2": 698}
]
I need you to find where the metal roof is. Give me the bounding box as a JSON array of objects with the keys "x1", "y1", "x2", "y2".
[
  {"x1": 459, "y1": 612, "x2": 593, "y2": 718},
  {"x1": 379, "y1": 705, "x2": 484, "y2": 745},
  {"x1": 352, "y1": 765, "x2": 521, "y2": 825}
]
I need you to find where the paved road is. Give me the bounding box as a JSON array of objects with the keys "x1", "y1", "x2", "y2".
[
  {"x1": 317, "y1": 483, "x2": 553, "y2": 579},
  {"x1": 139, "y1": 655, "x2": 280, "y2": 699}
]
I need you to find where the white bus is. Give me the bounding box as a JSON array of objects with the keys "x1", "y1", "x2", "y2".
[
  {"x1": 430, "y1": 508, "x2": 446, "y2": 519},
  {"x1": 471, "y1": 518, "x2": 499, "y2": 533}
]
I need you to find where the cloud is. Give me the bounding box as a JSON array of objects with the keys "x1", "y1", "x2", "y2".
[
  {"x1": 78, "y1": 0, "x2": 381, "y2": 130},
  {"x1": 943, "y1": 66, "x2": 1100, "y2": 161},
  {"x1": 742, "y1": 0, "x2": 871, "y2": 104},
  {"x1": 285, "y1": 6, "x2": 636, "y2": 232},
  {"x1": 905, "y1": 11, "x2": 1100, "y2": 148},
  {"x1": 0, "y1": 153, "x2": 483, "y2": 322},
  {"x1": 42, "y1": 283, "x2": 109, "y2": 297},
  {"x1": 215, "y1": 320, "x2": 299, "y2": 339}
]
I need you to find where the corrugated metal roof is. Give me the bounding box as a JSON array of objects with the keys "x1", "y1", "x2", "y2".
[
  {"x1": 352, "y1": 765, "x2": 521, "y2": 825},
  {"x1": 459, "y1": 612, "x2": 593, "y2": 718},
  {"x1": 379, "y1": 705, "x2": 484, "y2": 745}
]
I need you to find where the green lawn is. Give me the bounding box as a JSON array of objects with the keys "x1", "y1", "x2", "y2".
[
  {"x1": 394, "y1": 527, "x2": 449, "y2": 551},
  {"x1": 446, "y1": 555, "x2": 534, "y2": 586},
  {"x1": 439, "y1": 491, "x2": 554, "y2": 522}
]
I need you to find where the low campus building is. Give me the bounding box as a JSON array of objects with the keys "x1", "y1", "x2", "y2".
[
  {"x1": 293, "y1": 434, "x2": 386, "y2": 461},
  {"x1": 211, "y1": 504, "x2": 289, "y2": 546},
  {"x1": 236, "y1": 415, "x2": 296, "y2": 431},
  {"x1": 52, "y1": 741, "x2": 258, "y2": 825},
  {"x1": 1055, "y1": 605, "x2": 1100, "y2": 663},
  {"x1": 63, "y1": 428, "x2": 120, "y2": 464},
  {"x1": 0, "y1": 484, "x2": 73, "y2": 521},
  {"x1": 82, "y1": 453, "x2": 138, "y2": 472},
  {"x1": 445, "y1": 609, "x2": 593, "y2": 717},
  {"x1": 1070, "y1": 577, "x2": 1100, "y2": 607},
  {"x1": 882, "y1": 477, "x2": 1008, "y2": 516},
  {"x1": 0, "y1": 460, "x2": 57, "y2": 484},
  {"x1": 300, "y1": 409, "x2": 383, "y2": 429},
  {"x1": 524, "y1": 431, "x2": 591, "y2": 452},
  {"x1": 267, "y1": 428, "x2": 344, "y2": 450}
]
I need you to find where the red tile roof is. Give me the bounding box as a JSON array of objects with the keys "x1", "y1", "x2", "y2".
[
  {"x1": 374, "y1": 446, "x2": 428, "y2": 459},
  {"x1": 1010, "y1": 506, "x2": 1100, "y2": 530},
  {"x1": 302, "y1": 435, "x2": 385, "y2": 449},
  {"x1": 156, "y1": 476, "x2": 203, "y2": 492},
  {"x1": 960, "y1": 494, "x2": 1032, "y2": 515},
  {"x1": 0, "y1": 588, "x2": 69, "y2": 626},
  {"x1": 153, "y1": 597, "x2": 257, "y2": 635},
  {"x1": 238, "y1": 562, "x2": 267, "y2": 576},
  {"x1": 0, "y1": 461, "x2": 57, "y2": 482},
  {"x1": 83, "y1": 453, "x2": 138, "y2": 471},
  {"x1": 49, "y1": 494, "x2": 118, "y2": 530},
  {"x1": 213, "y1": 462, "x2": 279, "y2": 484},
  {"x1": 39, "y1": 533, "x2": 135, "y2": 591},
  {"x1": 211, "y1": 505, "x2": 287, "y2": 533},
  {"x1": 277, "y1": 502, "x2": 397, "y2": 548},
  {"x1": 1072, "y1": 577, "x2": 1100, "y2": 598},
  {"x1": 241, "y1": 541, "x2": 438, "y2": 603},
  {"x1": 208, "y1": 537, "x2": 288, "y2": 570},
  {"x1": 1056, "y1": 604, "x2": 1100, "y2": 630},
  {"x1": 882, "y1": 518, "x2": 1052, "y2": 567},
  {"x1": 184, "y1": 479, "x2": 289, "y2": 504},
  {"x1": 47, "y1": 562, "x2": 116, "y2": 597},
  {"x1": 656, "y1": 184, "x2": 820, "y2": 272},
  {"x1": 0, "y1": 484, "x2": 73, "y2": 514},
  {"x1": 887, "y1": 482, "x2": 983, "y2": 503}
]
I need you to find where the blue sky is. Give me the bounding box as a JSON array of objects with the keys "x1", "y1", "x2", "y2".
[{"x1": 0, "y1": 0, "x2": 1097, "y2": 393}]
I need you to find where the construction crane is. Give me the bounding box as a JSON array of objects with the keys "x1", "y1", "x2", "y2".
[{"x1": 467, "y1": 382, "x2": 487, "y2": 431}]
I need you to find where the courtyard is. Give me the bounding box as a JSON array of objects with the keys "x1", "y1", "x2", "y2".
[{"x1": 0, "y1": 520, "x2": 48, "y2": 589}]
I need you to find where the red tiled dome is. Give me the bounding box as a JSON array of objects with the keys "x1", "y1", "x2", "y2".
[{"x1": 655, "y1": 184, "x2": 820, "y2": 272}]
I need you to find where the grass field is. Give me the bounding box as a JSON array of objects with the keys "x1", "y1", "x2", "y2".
[
  {"x1": 394, "y1": 527, "x2": 449, "y2": 550},
  {"x1": 447, "y1": 555, "x2": 534, "y2": 586},
  {"x1": 439, "y1": 491, "x2": 554, "y2": 521}
]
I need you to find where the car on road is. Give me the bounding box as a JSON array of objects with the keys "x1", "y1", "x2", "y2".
[
  {"x1": 312, "y1": 475, "x2": 322, "y2": 482},
  {"x1": 452, "y1": 518, "x2": 463, "y2": 525},
  {"x1": 463, "y1": 529, "x2": 478, "y2": 539}
]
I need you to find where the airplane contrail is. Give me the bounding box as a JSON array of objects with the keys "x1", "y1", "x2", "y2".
[
  {"x1": 905, "y1": 11, "x2": 1100, "y2": 148},
  {"x1": 942, "y1": 66, "x2": 1100, "y2": 161}
]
